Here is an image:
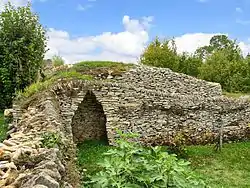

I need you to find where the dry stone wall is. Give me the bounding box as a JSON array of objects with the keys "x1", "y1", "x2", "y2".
[{"x1": 1, "y1": 64, "x2": 250, "y2": 187}]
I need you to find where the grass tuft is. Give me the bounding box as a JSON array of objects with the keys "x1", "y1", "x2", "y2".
[
  {"x1": 77, "y1": 140, "x2": 110, "y2": 176},
  {"x1": 16, "y1": 70, "x2": 93, "y2": 100},
  {"x1": 0, "y1": 112, "x2": 8, "y2": 142},
  {"x1": 223, "y1": 92, "x2": 250, "y2": 99},
  {"x1": 188, "y1": 141, "x2": 250, "y2": 188}
]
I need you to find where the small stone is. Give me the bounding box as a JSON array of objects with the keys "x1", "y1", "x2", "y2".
[
  {"x1": 3, "y1": 140, "x2": 17, "y2": 147},
  {"x1": 34, "y1": 173, "x2": 59, "y2": 188},
  {"x1": 0, "y1": 162, "x2": 17, "y2": 170},
  {"x1": 4, "y1": 109, "x2": 13, "y2": 117},
  {"x1": 33, "y1": 185, "x2": 48, "y2": 188}
]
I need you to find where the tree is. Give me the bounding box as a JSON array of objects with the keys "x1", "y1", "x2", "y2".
[
  {"x1": 199, "y1": 48, "x2": 247, "y2": 92},
  {"x1": 0, "y1": 2, "x2": 47, "y2": 109},
  {"x1": 195, "y1": 35, "x2": 242, "y2": 61},
  {"x1": 140, "y1": 37, "x2": 179, "y2": 72},
  {"x1": 178, "y1": 52, "x2": 202, "y2": 77}
]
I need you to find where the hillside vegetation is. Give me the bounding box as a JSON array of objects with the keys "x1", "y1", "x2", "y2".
[
  {"x1": 16, "y1": 61, "x2": 133, "y2": 102},
  {"x1": 140, "y1": 36, "x2": 250, "y2": 93}
]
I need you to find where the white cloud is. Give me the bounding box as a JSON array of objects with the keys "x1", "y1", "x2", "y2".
[
  {"x1": 45, "y1": 15, "x2": 152, "y2": 64},
  {"x1": 236, "y1": 19, "x2": 250, "y2": 25},
  {"x1": 77, "y1": 4, "x2": 92, "y2": 11},
  {"x1": 174, "y1": 33, "x2": 224, "y2": 54},
  {"x1": 0, "y1": 0, "x2": 30, "y2": 10},
  {"x1": 236, "y1": 7, "x2": 243, "y2": 13},
  {"x1": 46, "y1": 19, "x2": 250, "y2": 64},
  {"x1": 239, "y1": 39, "x2": 250, "y2": 56},
  {"x1": 174, "y1": 33, "x2": 250, "y2": 56}
]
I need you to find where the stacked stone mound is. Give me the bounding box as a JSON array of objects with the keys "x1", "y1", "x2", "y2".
[
  {"x1": 0, "y1": 98, "x2": 76, "y2": 188},
  {"x1": 0, "y1": 64, "x2": 250, "y2": 187}
]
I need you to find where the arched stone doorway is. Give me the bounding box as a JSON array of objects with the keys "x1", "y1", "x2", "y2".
[{"x1": 71, "y1": 90, "x2": 108, "y2": 144}]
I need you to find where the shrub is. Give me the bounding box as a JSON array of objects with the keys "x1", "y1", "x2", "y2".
[
  {"x1": 140, "y1": 37, "x2": 180, "y2": 72},
  {"x1": 52, "y1": 55, "x2": 65, "y2": 67},
  {"x1": 0, "y1": 2, "x2": 47, "y2": 110},
  {"x1": 85, "y1": 130, "x2": 207, "y2": 188}
]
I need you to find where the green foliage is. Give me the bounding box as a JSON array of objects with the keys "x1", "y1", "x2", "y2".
[
  {"x1": 52, "y1": 55, "x2": 65, "y2": 67},
  {"x1": 48, "y1": 70, "x2": 93, "y2": 81},
  {"x1": 141, "y1": 34, "x2": 250, "y2": 93},
  {"x1": 16, "y1": 70, "x2": 93, "y2": 100},
  {"x1": 167, "y1": 132, "x2": 188, "y2": 159},
  {"x1": 0, "y1": 112, "x2": 8, "y2": 142},
  {"x1": 0, "y1": 2, "x2": 47, "y2": 110},
  {"x1": 140, "y1": 37, "x2": 180, "y2": 72},
  {"x1": 74, "y1": 61, "x2": 129, "y2": 68},
  {"x1": 41, "y1": 132, "x2": 62, "y2": 149},
  {"x1": 73, "y1": 61, "x2": 134, "y2": 74},
  {"x1": 84, "y1": 131, "x2": 206, "y2": 188},
  {"x1": 188, "y1": 141, "x2": 250, "y2": 188},
  {"x1": 198, "y1": 49, "x2": 248, "y2": 92},
  {"x1": 178, "y1": 53, "x2": 202, "y2": 77}
]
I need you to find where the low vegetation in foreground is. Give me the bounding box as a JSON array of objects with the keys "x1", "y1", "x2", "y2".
[
  {"x1": 78, "y1": 131, "x2": 206, "y2": 188},
  {"x1": 77, "y1": 136, "x2": 250, "y2": 188}
]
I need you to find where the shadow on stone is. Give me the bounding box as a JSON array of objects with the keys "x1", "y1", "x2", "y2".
[{"x1": 71, "y1": 90, "x2": 108, "y2": 144}]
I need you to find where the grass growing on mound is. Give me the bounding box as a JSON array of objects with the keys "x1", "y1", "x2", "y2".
[
  {"x1": 16, "y1": 61, "x2": 132, "y2": 101},
  {"x1": 73, "y1": 61, "x2": 133, "y2": 69},
  {"x1": 72, "y1": 61, "x2": 134, "y2": 75},
  {"x1": 0, "y1": 112, "x2": 8, "y2": 142},
  {"x1": 17, "y1": 70, "x2": 93, "y2": 99},
  {"x1": 222, "y1": 92, "x2": 250, "y2": 99},
  {"x1": 188, "y1": 141, "x2": 250, "y2": 188}
]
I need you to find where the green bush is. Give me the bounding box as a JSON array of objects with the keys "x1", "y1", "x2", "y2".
[
  {"x1": 140, "y1": 37, "x2": 180, "y2": 72},
  {"x1": 85, "y1": 130, "x2": 207, "y2": 188},
  {"x1": 140, "y1": 34, "x2": 250, "y2": 93},
  {"x1": 0, "y1": 2, "x2": 47, "y2": 110},
  {"x1": 52, "y1": 55, "x2": 65, "y2": 67}
]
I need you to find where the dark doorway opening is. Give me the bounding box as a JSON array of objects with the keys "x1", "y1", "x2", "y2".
[{"x1": 71, "y1": 91, "x2": 108, "y2": 144}]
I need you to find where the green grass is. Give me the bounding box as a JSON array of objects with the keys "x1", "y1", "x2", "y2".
[
  {"x1": 0, "y1": 112, "x2": 8, "y2": 142},
  {"x1": 188, "y1": 142, "x2": 250, "y2": 188},
  {"x1": 17, "y1": 70, "x2": 93, "y2": 100},
  {"x1": 77, "y1": 140, "x2": 110, "y2": 176},
  {"x1": 72, "y1": 61, "x2": 134, "y2": 76},
  {"x1": 73, "y1": 61, "x2": 133, "y2": 69},
  {"x1": 77, "y1": 141, "x2": 250, "y2": 188},
  {"x1": 16, "y1": 61, "x2": 132, "y2": 101},
  {"x1": 223, "y1": 92, "x2": 250, "y2": 99}
]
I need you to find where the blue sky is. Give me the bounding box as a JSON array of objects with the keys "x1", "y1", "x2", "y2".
[
  {"x1": 34, "y1": 0, "x2": 250, "y2": 40},
  {"x1": 1, "y1": 0, "x2": 250, "y2": 63}
]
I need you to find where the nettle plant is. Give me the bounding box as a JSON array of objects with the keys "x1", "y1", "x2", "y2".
[
  {"x1": 85, "y1": 130, "x2": 207, "y2": 188},
  {"x1": 41, "y1": 132, "x2": 62, "y2": 149}
]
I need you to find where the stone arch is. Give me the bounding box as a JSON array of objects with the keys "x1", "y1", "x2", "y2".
[{"x1": 71, "y1": 90, "x2": 108, "y2": 144}]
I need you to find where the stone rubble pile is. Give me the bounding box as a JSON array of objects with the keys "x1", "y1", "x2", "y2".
[{"x1": 0, "y1": 100, "x2": 74, "y2": 188}]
